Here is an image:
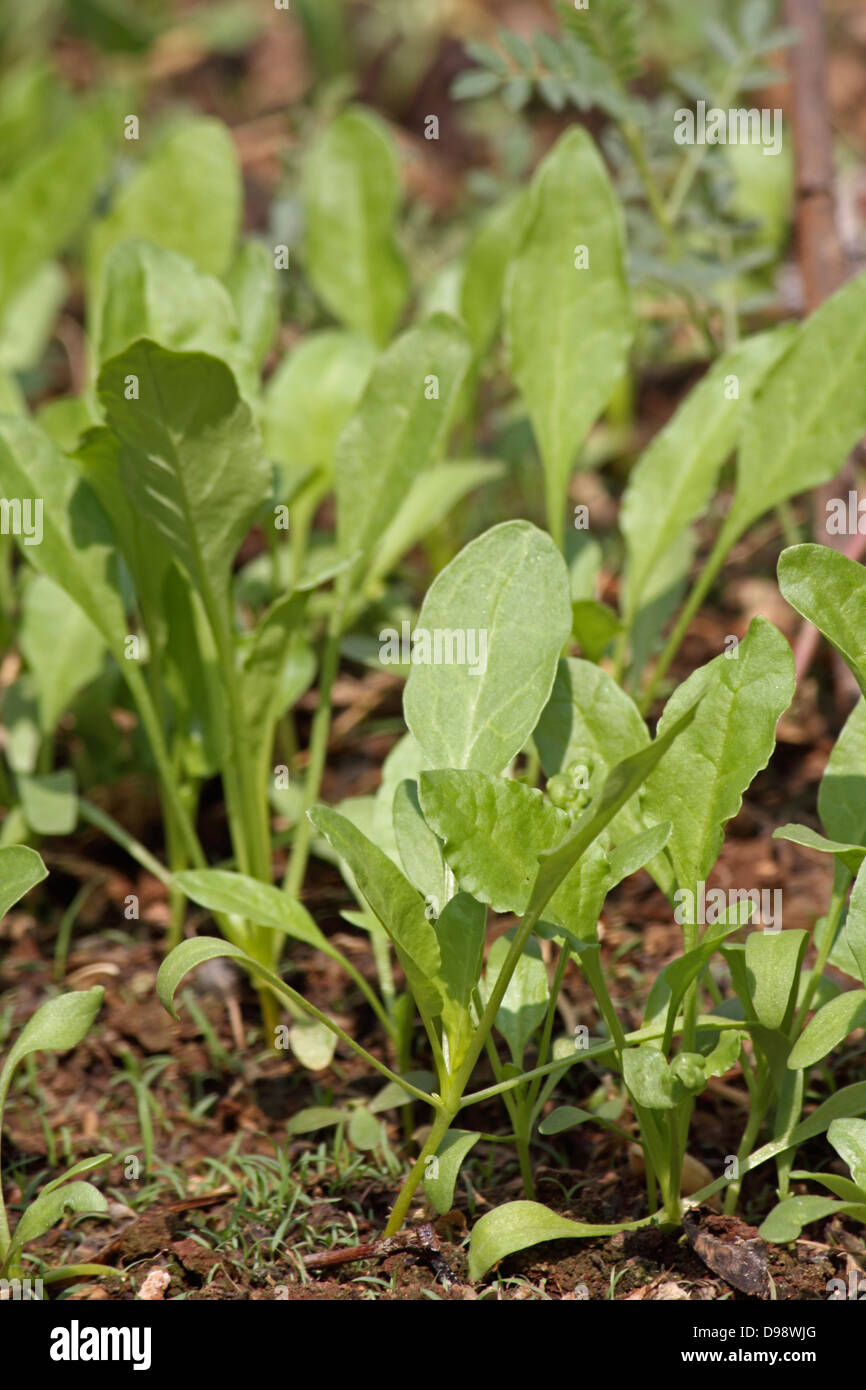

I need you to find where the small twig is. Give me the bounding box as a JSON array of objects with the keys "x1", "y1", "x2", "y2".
[{"x1": 303, "y1": 1223, "x2": 457, "y2": 1287}]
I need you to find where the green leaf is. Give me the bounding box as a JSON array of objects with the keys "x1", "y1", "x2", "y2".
[
  {"x1": 723, "y1": 271, "x2": 866, "y2": 543},
  {"x1": 468, "y1": 1200, "x2": 639, "y2": 1282},
  {"x1": 157, "y1": 937, "x2": 257, "y2": 1020},
  {"x1": 819, "y1": 699, "x2": 866, "y2": 847},
  {"x1": 759, "y1": 1195, "x2": 866, "y2": 1243},
  {"x1": 290, "y1": 1022, "x2": 338, "y2": 1072},
  {"x1": 1, "y1": 987, "x2": 103, "y2": 1083},
  {"x1": 772, "y1": 823, "x2": 865, "y2": 877},
  {"x1": 844, "y1": 860, "x2": 866, "y2": 986},
  {"x1": 527, "y1": 698, "x2": 702, "y2": 925},
  {"x1": 307, "y1": 807, "x2": 443, "y2": 1018},
  {"x1": 335, "y1": 315, "x2": 471, "y2": 593},
  {"x1": 642, "y1": 618, "x2": 795, "y2": 891},
  {"x1": 392, "y1": 780, "x2": 446, "y2": 904},
  {"x1": 644, "y1": 908, "x2": 749, "y2": 1035},
  {"x1": 538, "y1": 1106, "x2": 597, "y2": 1135},
  {"x1": 778, "y1": 545, "x2": 866, "y2": 699},
  {"x1": 5, "y1": 1183, "x2": 108, "y2": 1267},
  {"x1": 404, "y1": 521, "x2": 572, "y2": 774},
  {"x1": 238, "y1": 593, "x2": 307, "y2": 788},
  {"x1": 460, "y1": 192, "x2": 530, "y2": 358},
  {"x1": 0, "y1": 845, "x2": 47, "y2": 920},
  {"x1": 0, "y1": 261, "x2": 66, "y2": 374},
  {"x1": 423, "y1": 1129, "x2": 481, "y2": 1214},
  {"x1": 88, "y1": 117, "x2": 241, "y2": 335},
  {"x1": 347, "y1": 1106, "x2": 383, "y2": 1150},
  {"x1": 435, "y1": 894, "x2": 486, "y2": 1069},
  {"x1": 97, "y1": 240, "x2": 255, "y2": 399},
  {"x1": 98, "y1": 340, "x2": 272, "y2": 625},
  {"x1": 19, "y1": 575, "x2": 105, "y2": 736},
  {"x1": 368, "y1": 1072, "x2": 437, "y2": 1113},
  {"x1": 369, "y1": 459, "x2": 503, "y2": 591},
  {"x1": 0, "y1": 417, "x2": 129, "y2": 660},
  {"x1": 302, "y1": 107, "x2": 409, "y2": 345},
  {"x1": 0, "y1": 107, "x2": 109, "y2": 314},
  {"x1": 828, "y1": 1118, "x2": 866, "y2": 1190},
  {"x1": 571, "y1": 600, "x2": 622, "y2": 662},
  {"x1": 746, "y1": 930, "x2": 808, "y2": 1034},
  {"x1": 620, "y1": 328, "x2": 795, "y2": 627},
  {"x1": 224, "y1": 240, "x2": 278, "y2": 371},
  {"x1": 506, "y1": 126, "x2": 632, "y2": 535},
  {"x1": 419, "y1": 770, "x2": 569, "y2": 915},
  {"x1": 175, "y1": 870, "x2": 330, "y2": 953},
  {"x1": 264, "y1": 329, "x2": 376, "y2": 484},
  {"x1": 18, "y1": 770, "x2": 77, "y2": 835},
  {"x1": 482, "y1": 932, "x2": 548, "y2": 1064},
  {"x1": 286, "y1": 1106, "x2": 345, "y2": 1137},
  {"x1": 622, "y1": 1048, "x2": 676, "y2": 1109},
  {"x1": 535, "y1": 657, "x2": 651, "y2": 847},
  {"x1": 788, "y1": 989, "x2": 866, "y2": 1070}
]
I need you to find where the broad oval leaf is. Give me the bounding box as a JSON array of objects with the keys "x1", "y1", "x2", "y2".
[
  {"x1": 7, "y1": 1182, "x2": 109, "y2": 1263},
  {"x1": 506, "y1": 126, "x2": 632, "y2": 536},
  {"x1": 302, "y1": 107, "x2": 409, "y2": 346},
  {"x1": 772, "y1": 823, "x2": 865, "y2": 877},
  {"x1": 468, "y1": 1200, "x2": 639, "y2": 1282},
  {"x1": 844, "y1": 859, "x2": 866, "y2": 986},
  {"x1": 20, "y1": 575, "x2": 105, "y2": 736},
  {"x1": 819, "y1": 699, "x2": 866, "y2": 847},
  {"x1": 175, "y1": 870, "x2": 329, "y2": 953},
  {"x1": 264, "y1": 329, "x2": 376, "y2": 484},
  {"x1": 2, "y1": 986, "x2": 103, "y2": 1082},
  {"x1": 88, "y1": 116, "x2": 241, "y2": 337},
  {"x1": 746, "y1": 930, "x2": 808, "y2": 1034},
  {"x1": 828, "y1": 1117, "x2": 866, "y2": 1190},
  {"x1": 307, "y1": 806, "x2": 443, "y2": 1019},
  {"x1": 725, "y1": 270, "x2": 866, "y2": 542},
  {"x1": 481, "y1": 932, "x2": 548, "y2": 1065},
  {"x1": 97, "y1": 240, "x2": 255, "y2": 399},
  {"x1": 419, "y1": 770, "x2": 568, "y2": 914},
  {"x1": 335, "y1": 315, "x2": 471, "y2": 594},
  {"x1": 642, "y1": 618, "x2": 795, "y2": 891},
  {"x1": 423, "y1": 1129, "x2": 481, "y2": 1215},
  {"x1": 759, "y1": 1194, "x2": 866, "y2": 1243},
  {"x1": 0, "y1": 417, "x2": 128, "y2": 660},
  {"x1": 621, "y1": 327, "x2": 795, "y2": 627},
  {"x1": 0, "y1": 844, "x2": 47, "y2": 921},
  {"x1": 404, "y1": 521, "x2": 572, "y2": 774},
  {"x1": 788, "y1": 989, "x2": 866, "y2": 1070},
  {"x1": 98, "y1": 340, "x2": 272, "y2": 623},
  {"x1": 779, "y1": 545, "x2": 866, "y2": 698}
]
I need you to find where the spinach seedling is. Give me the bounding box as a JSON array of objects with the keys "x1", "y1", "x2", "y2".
[
  {"x1": 0, "y1": 847, "x2": 111, "y2": 1283},
  {"x1": 157, "y1": 520, "x2": 701, "y2": 1242}
]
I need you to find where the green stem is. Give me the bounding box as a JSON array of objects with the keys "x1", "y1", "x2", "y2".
[
  {"x1": 123, "y1": 665, "x2": 206, "y2": 869},
  {"x1": 794, "y1": 864, "x2": 850, "y2": 1033},
  {"x1": 78, "y1": 799, "x2": 172, "y2": 885},
  {"x1": 639, "y1": 520, "x2": 734, "y2": 714},
  {"x1": 284, "y1": 610, "x2": 342, "y2": 897},
  {"x1": 383, "y1": 1104, "x2": 454, "y2": 1239}
]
